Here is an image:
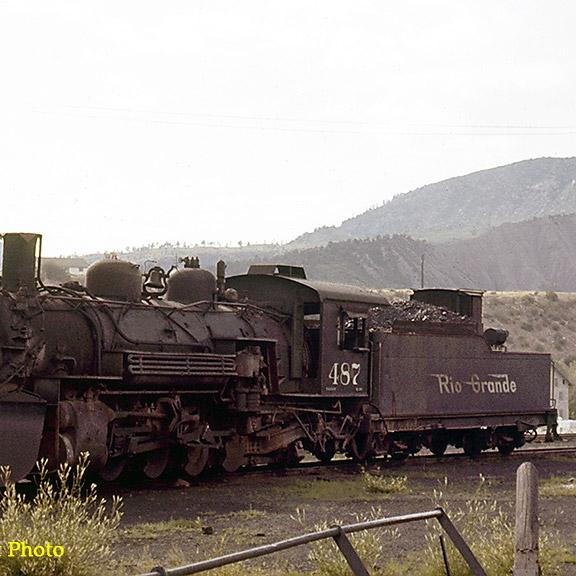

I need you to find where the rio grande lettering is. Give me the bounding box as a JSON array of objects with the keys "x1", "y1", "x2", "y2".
[{"x1": 432, "y1": 373, "x2": 517, "y2": 395}]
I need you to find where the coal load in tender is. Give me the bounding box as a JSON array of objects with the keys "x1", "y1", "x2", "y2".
[{"x1": 369, "y1": 300, "x2": 475, "y2": 332}]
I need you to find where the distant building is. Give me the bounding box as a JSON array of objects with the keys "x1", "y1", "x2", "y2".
[
  {"x1": 552, "y1": 362, "x2": 573, "y2": 420},
  {"x1": 43, "y1": 257, "x2": 89, "y2": 276},
  {"x1": 42, "y1": 257, "x2": 89, "y2": 282}
]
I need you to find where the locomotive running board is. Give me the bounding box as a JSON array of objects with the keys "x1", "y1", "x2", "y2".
[{"x1": 0, "y1": 390, "x2": 45, "y2": 484}]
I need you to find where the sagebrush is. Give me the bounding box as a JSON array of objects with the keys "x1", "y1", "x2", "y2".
[
  {"x1": 0, "y1": 453, "x2": 123, "y2": 576},
  {"x1": 420, "y1": 495, "x2": 566, "y2": 576}
]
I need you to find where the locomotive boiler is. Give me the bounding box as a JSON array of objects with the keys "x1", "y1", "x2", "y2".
[{"x1": 0, "y1": 233, "x2": 556, "y2": 483}]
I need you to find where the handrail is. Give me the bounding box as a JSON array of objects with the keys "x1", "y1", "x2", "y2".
[{"x1": 135, "y1": 507, "x2": 486, "y2": 576}]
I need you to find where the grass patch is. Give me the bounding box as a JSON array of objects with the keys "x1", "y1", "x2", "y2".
[
  {"x1": 473, "y1": 473, "x2": 500, "y2": 497},
  {"x1": 276, "y1": 474, "x2": 410, "y2": 502},
  {"x1": 541, "y1": 476, "x2": 576, "y2": 497},
  {"x1": 362, "y1": 472, "x2": 409, "y2": 494},
  {"x1": 274, "y1": 478, "x2": 368, "y2": 501},
  {"x1": 122, "y1": 518, "x2": 203, "y2": 540},
  {"x1": 212, "y1": 508, "x2": 268, "y2": 522},
  {"x1": 416, "y1": 498, "x2": 567, "y2": 576},
  {"x1": 399, "y1": 469, "x2": 442, "y2": 480},
  {"x1": 118, "y1": 535, "x2": 292, "y2": 576},
  {"x1": 404, "y1": 500, "x2": 568, "y2": 576}
]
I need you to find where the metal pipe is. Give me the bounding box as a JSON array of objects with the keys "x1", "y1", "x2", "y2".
[
  {"x1": 139, "y1": 527, "x2": 343, "y2": 576},
  {"x1": 436, "y1": 510, "x2": 486, "y2": 576},
  {"x1": 136, "y1": 509, "x2": 445, "y2": 576},
  {"x1": 340, "y1": 509, "x2": 442, "y2": 534},
  {"x1": 440, "y1": 535, "x2": 451, "y2": 576}
]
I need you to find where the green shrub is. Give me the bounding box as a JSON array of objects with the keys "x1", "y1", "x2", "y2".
[
  {"x1": 521, "y1": 295, "x2": 536, "y2": 306},
  {"x1": 545, "y1": 291, "x2": 559, "y2": 302},
  {"x1": 552, "y1": 335, "x2": 566, "y2": 350},
  {"x1": 0, "y1": 454, "x2": 123, "y2": 576},
  {"x1": 362, "y1": 472, "x2": 409, "y2": 494},
  {"x1": 541, "y1": 476, "x2": 576, "y2": 497},
  {"x1": 419, "y1": 498, "x2": 565, "y2": 576}
]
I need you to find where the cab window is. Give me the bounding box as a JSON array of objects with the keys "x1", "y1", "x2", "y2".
[{"x1": 338, "y1": 310, "x2": 367, "y2": 350}]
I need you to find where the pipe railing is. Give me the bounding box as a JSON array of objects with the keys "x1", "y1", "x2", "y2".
[{"x1": 135, "y1": 507, "x2": 486, "y2": 576}]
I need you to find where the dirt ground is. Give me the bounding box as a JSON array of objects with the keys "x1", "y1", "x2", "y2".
[{"x1": 106, "y1": 441, "x2": 576, "y2": 575}]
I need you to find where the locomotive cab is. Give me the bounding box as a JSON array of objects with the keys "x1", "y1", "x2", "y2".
[{"x1": 228, "y1": 268, "x2": 388, "y2": 397}]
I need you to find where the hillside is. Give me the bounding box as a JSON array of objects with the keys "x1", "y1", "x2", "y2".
[
  {"x1": 441, "y1": 213, "x2": 576, "y2": 291},
  {"x1": 223, "y1": 213, "x2": 576, "y2": 291},
  {"x1": 223, "y1": 234, "x2": 472, "y2": 287},
  {"x1": 288, "y1": 157, "x2": 576, "y2": 248},
  {"x1": 483, "y1": 291, "x2": 574, "y2": 361},
  {"x1": 66, "y1": 211, "x2": 576, "y2": 292}
]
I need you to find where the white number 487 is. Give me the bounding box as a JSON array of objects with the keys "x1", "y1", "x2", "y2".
[{"x1": 328, "y1": 362, "x2": 361, "y2": 386}]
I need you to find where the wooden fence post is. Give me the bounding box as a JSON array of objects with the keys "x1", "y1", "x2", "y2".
[{"x1": 513, "y1": 462, "x2": 540, "y2": 576}]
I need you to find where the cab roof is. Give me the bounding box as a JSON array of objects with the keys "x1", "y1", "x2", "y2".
[{"x1": 228, "y1": 272, "x2": 389, "y2": 307}]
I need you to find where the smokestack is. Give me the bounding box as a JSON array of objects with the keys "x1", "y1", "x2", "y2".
[
  {"x1": 216, "y1": 260, "x2": 226, "y2": 297},
  {"x1": 2, "y1": 233, "x2": 41, "y2": 292}
]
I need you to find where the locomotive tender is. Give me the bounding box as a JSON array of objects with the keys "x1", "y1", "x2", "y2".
[{"x1": 0, "y1": 233, "x2": 555, "y2": 482}]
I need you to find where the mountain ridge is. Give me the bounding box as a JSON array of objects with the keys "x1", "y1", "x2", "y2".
[
  {"x1": 287, "y1": 156, "x2": 576, "y2": 248},
  {"x1": 224, "y1": 213, "x2": 576, "y2": 292}
]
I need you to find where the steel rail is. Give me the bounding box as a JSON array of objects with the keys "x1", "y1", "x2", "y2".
[{"x1": 213, "y1": 442, "x2": 576, "y2": 477}]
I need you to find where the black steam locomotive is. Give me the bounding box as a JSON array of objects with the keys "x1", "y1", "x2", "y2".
[{"x1": 0, "y1": 233, "x2": 555, "y2": 482}]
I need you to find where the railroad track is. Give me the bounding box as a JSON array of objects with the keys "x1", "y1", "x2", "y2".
[
  {"x1": 245, "y1": 439, "x2": 576, "y2": 478},
  {"x1": 97, "y1": 436, "x2": 576, "y2": 492},
  {"x1": 305, "y1": 441, "x2": 576, "y2": 467}
]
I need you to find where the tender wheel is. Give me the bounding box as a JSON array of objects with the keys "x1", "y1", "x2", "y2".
[
  {"x1": 496, "y1": 427, "x2": 521, "y2": 455},
  {"x1": 497, "y1": 443, "x2": 515, "y2": 455},
  {"x1": 350, "y1": 433, "x2": 374, "y2": 462},
  {"x1": 389, "y1": 450, "x2": 409, "y2": 462},
  {"x1": 429, "y1": 438, "x2": 448, "y2": 457},
  {"x1": 462, "y1": 432, "x2": 482, "y2": 458},
  {"x1": 313, "y1": 436, "x2": 336, "y2": 463},
  {"x1": 524, "y1": 428, "x2": 537, "y2": 443},
  {"x1": 273, "y1": 441, "x2": 305, "y2": 467}
]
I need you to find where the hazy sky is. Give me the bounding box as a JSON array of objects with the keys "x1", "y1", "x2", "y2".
[{"x1": 1, "y1": 1, "x2": 575, "y2": 256}]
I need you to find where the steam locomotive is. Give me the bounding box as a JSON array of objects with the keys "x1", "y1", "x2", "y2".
[{"x1": 0, "y1": 233, "x2": 555, "y2": 482}]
